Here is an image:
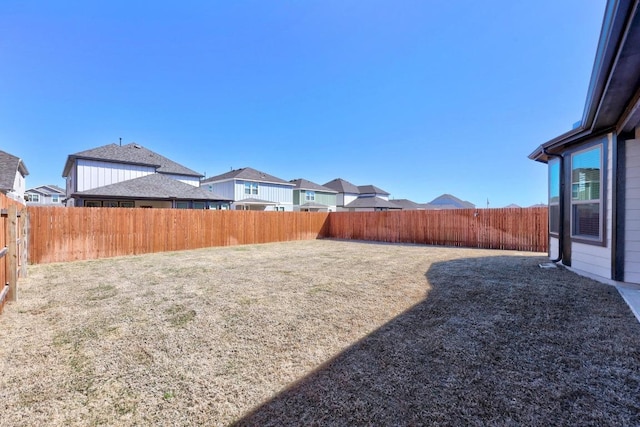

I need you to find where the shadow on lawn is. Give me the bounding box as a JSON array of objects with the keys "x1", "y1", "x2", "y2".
[{"x1": 233, "y1": 255, "x2": 640, "y2": 426}]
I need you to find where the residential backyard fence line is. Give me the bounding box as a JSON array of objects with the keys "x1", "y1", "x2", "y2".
[
  {"x1": 28, "y1": 207, "x2": 330, "y2": 264},
  {"x1": 328, "y1": 208, "x2": 548, "y2": 252},
  {"x1": 27, "y1": 206, "x2": 548, "y2": 265},
  {"x1": 0, "y1": 193, "x2": 28, "y2": 312}
]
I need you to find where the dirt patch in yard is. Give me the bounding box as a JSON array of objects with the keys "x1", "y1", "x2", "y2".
[{"x1": 1, "y1": 240, "x2": 639, "y2": 426}]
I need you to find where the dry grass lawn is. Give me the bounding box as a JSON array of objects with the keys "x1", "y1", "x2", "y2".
[{"x1": 1, "y1": 240, "x2": 639, "y2": 426}]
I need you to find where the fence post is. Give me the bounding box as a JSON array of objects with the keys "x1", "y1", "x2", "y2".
[
  {"x1": 19, "y1": 208, "x2": 28, "y2": 278},
  {"x1": 6, "y1": 205, "x2": 17, "y2": 301}
]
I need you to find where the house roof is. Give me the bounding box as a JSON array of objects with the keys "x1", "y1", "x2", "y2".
[
  {"x1": 530, "y1": 0, "x2": 640, "y2": 162},
  {"x1": 202, "y1": 167, "x2": 294, "y2": 186},
  {"x1": 357, "y1": 185, "x2": 389, "y2": 196},
  {"x1": 26, "y1": 184, "x2": 65, "y2": 195},
  {"x1": 0, "y1": 150, "x2": 29, "y2": 191},
  {"x1": 72, "y1": 174, "x2": 230, "y2": 201},
  {"x1": 323, "y1": 178, "x2": 360, "y2": 194},
  {"x1": 390, "y1": 199, "x2": 422, "y2": 210},
  {"x1": 233, "y1": 197, "x2": 277, "y2": 205},
  {"x1": 63, "y1": 143, "x2": 203, "y2": 178},
  {"x1": 299, "y1": 201, "x2": 330, "y2": 209},
  {"x1": 289, "y1": 178, "x2": 337, "y2": 193},
  {"x1": 344, "y1": 196, "x2": 402, "y2": 209},
  {"x1": 423, "y1": 194, "x2": 475, "y2": 209}
]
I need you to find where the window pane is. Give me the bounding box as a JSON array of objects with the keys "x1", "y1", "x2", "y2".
[
  {"x1": 549, "y1": 205, "x2": 560, "y2": 234},
  {"x1": 573, "y1": 203, "x2": 600, "y2": 237},
  {"x1": 572, "y1": 146, "x2": 601, "y2": 201}
]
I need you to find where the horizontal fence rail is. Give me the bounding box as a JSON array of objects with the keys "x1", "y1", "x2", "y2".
[
  {"x1": 27, "y1": 207, "x2": 548, "y2": 265},
  {"x1": 328, "y1": 208, "x2": 548, "y2": 252}
]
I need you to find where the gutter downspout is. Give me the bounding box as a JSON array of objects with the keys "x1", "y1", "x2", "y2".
[{"x1": 543, "y1": 148, "x2": 564, "y2": 263}]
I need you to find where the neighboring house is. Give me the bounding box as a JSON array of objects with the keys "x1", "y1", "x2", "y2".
[
  {"x1": 528, "y1": 0, "x2": 640, "y2": 285},
  {"x1": 0, "y1": 150, "x2": 29, "y2": 204},
  {"x1": 390, "y1": 199, "x2": 425, "y2": 210},
  {"x1": 324, "y1": 178, "x2": 400, "y2": 211},
  {"x1": 357, "y1": 185, "x2": 390, "y2": 200},
  {"x1": 343, "y1": 196, "x2": 401, "y2": 212},
  {"x1": 323, "y1": 178, "x2": 360, "y2": 210},
  {"x1": 63, "y1": 142, "x2": 230, "y2": 209},
  {"x1": 423, "y1": 194, "x2": 475, "y2": 210},
  {"x1": 25, "y1": 184, "x2": 65, "y2": 206},
  {"x1": 290, "y1": 178, "x2": 337, "y2": 212},
  {"x1": 201, "y1": 167, "x2": 294, "y2": 211}
]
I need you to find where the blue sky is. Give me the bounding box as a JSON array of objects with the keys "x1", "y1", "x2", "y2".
[{"x1": 1, "y1": 0, "x2": 606, "y2": 207}]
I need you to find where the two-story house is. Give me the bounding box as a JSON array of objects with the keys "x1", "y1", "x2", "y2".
[
  {"x1": 323, "y1": 178, "x2": 401, "y2": 211},
  {"x1": 0, "y1": 150, "x2": 29, "y2": 204},
  {"x1": 25, "y1": 185, "x2": 66, "y2": 206},
  {"x1": 62, "y1": 143, "x2": 230, "y2": 209},
  {"x1": 290, "y1": 178, "x2": 337, "y2": 212},
  {"x1": 322, "y1": 178, "x2": 360, "y2": 211},
  {"x1": 202, "y1": 167, "x2": 294, "y2": 211}
]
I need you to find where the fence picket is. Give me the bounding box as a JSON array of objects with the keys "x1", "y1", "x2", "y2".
[{"x1": 26, "y1": 207, "x2": 548, "y2": 264}]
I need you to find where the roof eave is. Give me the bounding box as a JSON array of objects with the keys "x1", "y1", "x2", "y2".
[{"x1": 530, "y1": 0, "x2": 636, "y2": 162}]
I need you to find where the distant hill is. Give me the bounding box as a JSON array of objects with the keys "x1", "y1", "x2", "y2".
[{"x1": 423, "y1": 194, "x2": 475, "y2": 210}]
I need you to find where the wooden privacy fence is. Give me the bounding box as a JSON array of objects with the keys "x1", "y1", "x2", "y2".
[
  {"x1": 329, "y1": 208, "x2": 548, "y2": 252},
  {"x1": 28, "y1": 207, "x2": 331, "y2": 264},
  {"x1": 27, "y1": 206, "x2": 548, "y2": 265},
  {"x1": 0, "y1": 193, "x2": 28, "y2": 312}
]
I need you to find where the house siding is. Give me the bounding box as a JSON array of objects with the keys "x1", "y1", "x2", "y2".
[
  {"x1": 315, "y1": 192, "x2": 337, "y2": 207},
  {"x1": 203, "y1": 181, "x2": 235, "y2": 200},
  {"x1": 76, "y1": 159, "x2": 155, "y2": 192},
  {"x1": 549, "y1": 236, "x2": 560, "y2": 260},
  {"x1": 570, "y1": 134, "x2": 613, "y2": 279},
  {"x1": 293, "y1": 190, "x2": 337, "y2": 211},
  {"x1": 335, "y1": 193, "x2": 360, "y2": 210},
  {"x1": 625, "y1": 137, "x2": 640, "y2": 284},
  {"x1": 9, "y1": 170, "x2": 26, "y2": 203},
  {"x1": 234, "y1": 181, "x2": 293, "y2": 206}
]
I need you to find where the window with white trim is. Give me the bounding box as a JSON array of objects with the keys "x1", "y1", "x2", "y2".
[
  {"x1": 548, "y1": 158, "x2": 560, "y2": 234},
  {"x1": 305, "y1": 190, "x2": 315, "y2": 201},
  {"x1": 571, "y1": 145, "x2": 602, "y2": 240},
  {"x1": 244, "y1": 182, "x2": 258, "y2": 195}
]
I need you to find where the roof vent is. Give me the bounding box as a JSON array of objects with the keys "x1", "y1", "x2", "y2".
[{"x1": 133, "y1": 143, "x2": 141, "y2": 149}]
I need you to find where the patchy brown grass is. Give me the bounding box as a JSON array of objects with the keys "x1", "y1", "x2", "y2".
[{"x1": 1, "y1": 240, "x2": 639, "y2": 426}]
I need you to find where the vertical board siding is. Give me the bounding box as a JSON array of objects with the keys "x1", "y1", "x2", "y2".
[
  {"x1": 76, "y1": 159, "x2": 155, "y2": 191},
  {"x1": 27, "y1": 207, "x2": 548, "y2": 264}
]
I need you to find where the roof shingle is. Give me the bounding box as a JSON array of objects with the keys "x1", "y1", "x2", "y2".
[
  {"x1": 202, "y1": 167, "x2": 293, "y2": 186},
  {"x1": 0, "y1": 150, "x2": 28, "y2": 191},
  {"x1": 73, "y1": 174, "x2": 229, "y2": 201},
  {"x1": 63, "y1": 143, "x2": 203, "y2": 178}
]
